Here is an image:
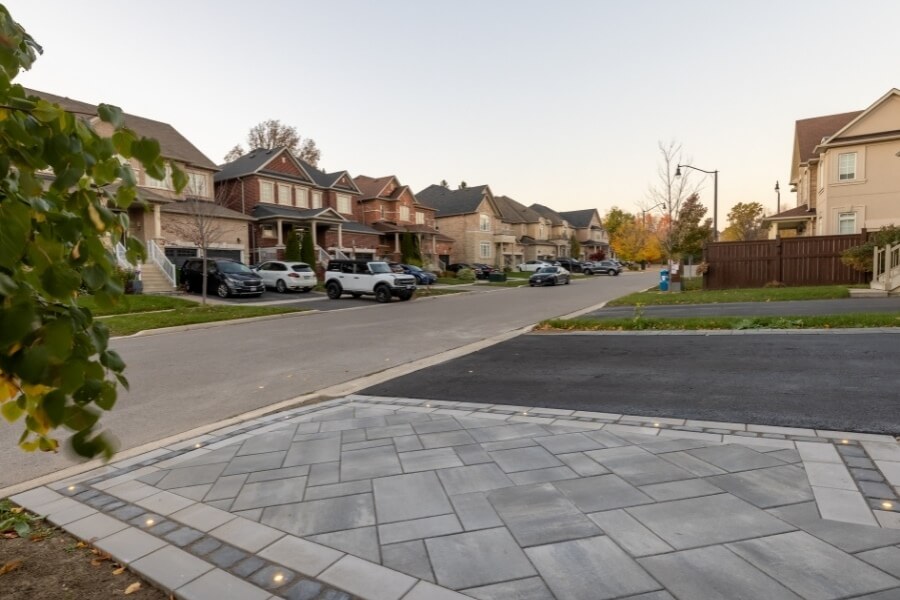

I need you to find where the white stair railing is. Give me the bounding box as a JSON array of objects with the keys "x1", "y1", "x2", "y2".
[
  {"x1": 873, "y1": 242, "x2": 900, "y2": 292},
  {"x1": 147, "y1": 239, "x2": 176, "y2": 288},
  {"x1": 114, "y1": 242, "x2": 134, "y2": 270},
  {"x1": 316, "y1": 245, "x2": 331, "y2": 265},
  {"x1": 332, "y1": 248, "x2": 351, "y2": 260}
]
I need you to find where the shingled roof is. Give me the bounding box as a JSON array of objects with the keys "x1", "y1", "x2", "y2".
[
  {"x1": 416, "y1": 185, "x2": 491, "y2": 217},
  {"x1": 558, "y1": 209, "x2": 599, "y2": 229},
  {"x1": 26, "y1": 88, "x2": 218, "y2": 170},
  {"x1": 493, "y1": 195, "x2": 543, "y2": 224},
  {"x1": 795, "y1": 111, "x2": 862, "y2": 164},
  {"x1": 354, "y1": 175, "x2": 396, "y2": 200},
  {"x1": 529, "y1": 203, "x2": 565, "y2": 225}
]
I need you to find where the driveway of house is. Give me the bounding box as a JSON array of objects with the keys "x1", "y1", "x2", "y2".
[{"x1": 587, "y1": 297, "x2": 900, "y2": 319}]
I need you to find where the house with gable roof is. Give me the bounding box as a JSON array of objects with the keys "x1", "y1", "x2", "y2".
[
  {"x1": 353, "y1": 175, "x2": 454, "y2": 268},
  {"x1": 558, "y1": 209, "x2": 609, "y2": 259},
  {"x1": 214, "y1": 147, "x2": 381, "y2": 264},
  {"x1": 26, "y1": 88, "x2": 253, "y2": 292},
  {"x1": 529, "y1": 204, "x2": 578, "y2": 257},
  {"x1": 492, "y1": 195, "x2": 554, "y2": 264},
  {"x1": 765, "y1": 89, "x2": 900, "y2": 237},
  {"x1": 417, "y1": 184, "x2": 511, "y2": 267}
]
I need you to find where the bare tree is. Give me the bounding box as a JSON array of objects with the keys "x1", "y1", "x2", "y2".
[
  {"x1": 645, "y1": 140, "x2": 700, "y2": 263},
  {"x1": 169, "y1": 184, "x2": 230, "y2": 305},
  {"x1": 225, "y1": 119, "x2": 322, "y2": 166},
  {"x1": 297, "y1": 138, "x2": 320, "y2": 166},
  {"x1": 223, "y1": 144, "x2": 244, "y2": 163}
]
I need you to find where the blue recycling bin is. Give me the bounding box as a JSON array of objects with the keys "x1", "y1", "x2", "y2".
[{"x1": 659, "y1": 269, "x2": 669, "y2": 292}]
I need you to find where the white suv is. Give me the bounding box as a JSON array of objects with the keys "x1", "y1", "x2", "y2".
[{"x1": 325, "y1": 260, "x2": 416, "y2": 303}]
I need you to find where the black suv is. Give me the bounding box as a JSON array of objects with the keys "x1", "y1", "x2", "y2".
[
  {"x1": 181, "y1": 258, "x2": 264, "y2": 298},
  {"x1": 555, "y1": 258, "x2": 583, "y2": 273}
]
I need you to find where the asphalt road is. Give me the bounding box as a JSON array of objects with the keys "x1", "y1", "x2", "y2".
[
  {"x1": 1, "y1": 271, "x2": 657, "y2": 488},
  {"x1": 363, "y1": 332, "x2": 900, "y2": 434},
  {"x1": 589, "y1": 297, "x2": 900, "y2": 319}
]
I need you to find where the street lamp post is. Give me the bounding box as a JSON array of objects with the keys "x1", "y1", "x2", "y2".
[
  {"x1": 675, "y1": 164, "x2": 718, "y2": 241},
  {"x1": 640, "y1": 202, "x2": 665, "y2": 226},
  {"x1": 775, "y1": 181, "x2": 781, "y2": 214}
]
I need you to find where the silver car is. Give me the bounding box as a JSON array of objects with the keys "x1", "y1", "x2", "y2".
[{"x1": 254, "y1": 260, "x2": 317, "y2": 293}]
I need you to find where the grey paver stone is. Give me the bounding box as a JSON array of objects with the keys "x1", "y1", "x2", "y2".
[
  {"x1": 534, "y1": 432, "x2": 604, "y2": 454},
  {"x1": 480, "y1": 438, "x2": 538, "y2": 452},
  {"x1": 854, "y1": 468, "x2": 886, "y2": 482},
  {"x1": 846, "y1": 457, "x2": 876, "y2": 469},
  {"x1": 555, "y1": 474, "x2": 654, "y2": 512},
  {"x1": 454, "y1": 444, "x2": 493, "y2": 465},
  {"x1": 861, "y1": 481, "x2": 897, "y2": 499},
  {"x1": 340, "y1": 445, "x2": 402, "y2": 481},
  {"x1": 178, "y1": 568, "x2": 271, "y2": 600},
  {"x1": 164, "y1": 525, "x2": 205, "y2": 547},
  {"x1": 687, "y1": 445, "x2": 785, "y2": 472},
  {"x1": 658, "y1": 451, "x2": 727, "y2": 477},
  {"x1": 231, "y1": 476, "x2": 308, "y2": 511},
  {"x1": 343, "y1": 438, "x2": 395, "y2": 451},
  {"x1": 207, "y1": 544, "x2": 249, "y2": 569},
  {"x1": 449, "y1": 492, "x2": 503, "y2": 531},
  {"x1": 304, "y1": 479, "x2": 372, "y2": 501},
  {"x1": 234, "y1": 508, "x2": 263, "y2": 521},
  {"x1": 413, "y1": 418, "x2": 463, "y2": 434},
  {"x1": 45, "y1": 502, "x2": 97, "y2": 526},
  {"x1": 638, "y1": 545, "x2": 801, "y2": 599},
  {"x1": 309, "y1": 527, "x2": 380, "y2": 563},
  {"x1": 707, "y1": 465, "x2": 813, "y2": 508},
  {"x1": 463, "y1": 577, "x2": 555, "y2": 600},
  {"x1": 258, "y1": 534, "x2": 344, "y2": 576},
  {"x1": 419, "y1": 429, "x2": 478, "y2": 449},
  {"x1": 469, "y1": 423, "x2": 549, "y2": 443},
  {"x1": 556, "y1": 452, "x2": 609, "y2": 476},
  {"x1": 806, "y1": 461, "x2": 856, "y2": 490},
  {"x1": 509, "y1": 465, "x2": 579, "y2": 485},
  {"x1": 319, "y1": 555, "x2": 417, "y2": 600},
  {"x1": 249, "y1": 564, "x2": 296, "y2": 590},
  {"x1": 169, "y1": 502, "x2": 236, "y2": 532},
  {"x1": 381, "y1": 540, "x2": 434, "y2": 581},
  {"x1": 587, "y1": 509, "x2": 673, "y2": 557},
  {"x1": 374, "y1": 471, "x2": 452, "y2": 523},
  {"x1": 63, "y1": 512, "x2": 129, "y2": 541},
  {"x1": 204, "y1": 473, "x2": 248, "y2": 501},
  {"x1": 425, "y1": 527, "x2": 537, "y2": 590},
  {"x1": 230, "y1": 555, "x2": 267, "y2": 577},
  {"x1": 796, "y1": 441, "x2": 842, "y2": 464},
  {"x1": 526, "y1": 535, "x2": 660, "y2": 600},
  {"x1": 134, "y1": 491, "x2": 194, "y2": 516},
  {"x1": 768, "y1": 502, "x2": 900, "y2": 552},
  {"x1": 168, "y1": 484, "x2": 213, "y2": 501},
  {"x1": 262, "y1": 494, "x2": 375, "y2": 537},
  {"x1": 308, "y1": 462, "x2": 340, "y2": 486},
  {"x1": 858, "y1": 546, "x2": 900, "y2": 579},
  {"x1": 392, "y1": 435, "x2": 424, "y2": 452},
  {"x1": 378, "y1": 513, "x2": 462, "y2": 545},
  {"x1": 812, "y1": 486, "x2": 877, "y2": 526},
  {"x1": 639, "y1": 478, "x2": 723, "y2": 502},
  {"x1": 104, "y1": 480, "x2": 160, "y2": 502},
  {"x1": 209, "y1": 517, "x2": 284, "y2": 552},
  {"x1": 131, "y1": 545, "x2": 214, "y2": 590},
  {"x1": 189, "y1": 536, "x2": 222, "y2": 556},
  {"x1": 281, "y1": 579, "x2": 323, "y2": 600},
  {"x1": 728, "y1": 531, "x2": 900, "y2": 599},
  {"x1": 93, "y1": 526, "x2": 167, "y2": 564},
  {"x1": 237, "y1": 429, "x2": 296, "y2": 456},
  {"x1": 595, "y1": 452, "x2": 696, "y2": 486},
  {"x1": 399, "y1": 447, "x2": 464, "y2": 472},
  {"x1": 486, "y1": 482, "x2": 599, "y2": 546},
  {"x1": 626, "y1": 493, "x2": 794, "y2": 549},
  {"x1": 366, "y1": 423, "x2": 415, "y2": 439},
  {"x1": 156, "y1": 463, "x2": 228, "y2": 490},
  {"x1": 246, "y1": 465, "x2": 311, "y2": 483},
  {"x1": 222, "y1": 451, "x2": 287, "y2": 475},
  {"x1": 436, "y1": 463, "x2": 513, "y2": 495},
  {"x1": 489, "y1": 446, "x2": 563, "y2": 473},
  {"x1": 109, "y1": 504, "x2": 146, "y2": 522}
]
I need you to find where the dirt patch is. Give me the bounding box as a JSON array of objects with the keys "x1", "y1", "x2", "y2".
[{"x1": 0, "y1": 524, "x2": 169, "y2": 600}]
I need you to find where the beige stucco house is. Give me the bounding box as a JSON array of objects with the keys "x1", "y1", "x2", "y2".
[
  {"x1": 558, "y1": 209, "x2": 609, "y2": 259},
  {"x1": 766, "y1": 88, "x2": 900, "y2": 237}
]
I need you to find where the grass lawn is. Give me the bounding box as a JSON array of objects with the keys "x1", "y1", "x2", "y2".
[
  {"x1": 607, "y1": 278, "x2": 853, "y2": 307},
  {"x1": 538, "y1": 312, "x2": 900, "y2": 332},
  {"x1": 416, "y1": 287, "x2": 469, "y2": 297},
  {"x1": 78, "y1": 294, "x2": 197, "y2": 316},
  {"x1": 435, "y1": 277, "x2": 473, "y2": 285},
  {"x1": 484, "y1": 280, "x2": 527, "y2": 287},
  {"x1": 102, "y1": 305, "x2": 304, "y2": 336},
  {"x1": 506, "y1": 271, "x2": 532, "y2": 279}
]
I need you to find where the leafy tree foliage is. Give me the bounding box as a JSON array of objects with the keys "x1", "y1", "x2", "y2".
[
  {"x1": 647, "y1": 140, "x2": 700, "y2": 260},
  {"x1": 283, "y1": 229, "x2": 301, "y2": 261},
  {"x1": 0, "y1": 8, "x2": 185, "y2": 458},
  {"x1": 569, "y1": 236, "x2": 582, "y2": 259},
  {"x1": 227, "y1": 119, "x2": 321, "y2": 166},
  {"x1": 300, "y1": 229, "x2": 315, "y2": 266},
  {"x1": 439, "y1": 179, "x2": 449, "y2": 188},
  {"x1": 458, "y1": 181, "x2": 467, "y2": 189},
  {"x1": 671, "y1": 193, "x2": 712, "y2": 260},
  {"x1": 721, "y1": 202, "x2": 767, "y2": 241},
  {"x1": 841, "y1": 226, "x2": 900, "y2": 272},
  {"x1": 400, "y1": 232, "x2": 422, "y2": 265}
]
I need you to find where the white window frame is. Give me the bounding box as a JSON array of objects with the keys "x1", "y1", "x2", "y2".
[
  {"x1": 278, "y1": 184, "x2": 292, "y2": 206},
  {"x1": 260, "y1": 181, "x2": 275, "y2": 204},
  {"x1": 415, "y1": 211, "x2": 425, "y2": 225},
  {"x1": 337, "y1": 193, "x2": 351, "y2": 214},
  {"x1": 838, "y1": 211, "x2": 856, "y2": 234},
  {"x1": 295, "y1": 186, "x2": 308, "y2": 208},
  {"x1": 312, "y1": 191, "x2": 323, "y2": 209},
  {"x1": 145, "y1": 163, "x2": 173, "y2": 190},
  {"x1": 838, "y1": 152, "x2": 857, "y2": 181},
  {"x1": 400, "y1": 205, "x2": 410, "y2": 222},
  {"x1": 480, "y1": 241, "x2": 491, "y2": 259},
  {"x1": 479, "y1": 214, "x2": 491, "y2": 232},
  {"x1": 186, "y1": 171, "x2": 208, "y2": 197},
  {"x1": 261, "y1": 224, "x2": 276, "y2": 239}
]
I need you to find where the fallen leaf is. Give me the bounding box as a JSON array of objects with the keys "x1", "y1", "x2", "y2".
[
  {"x1": 9, "y1": 507, "x2": 23, "y2": 514},
  {"x1": 0, "y1": 559, "x2": 23, "y2": 576},
  {"x1": 112, "y1": 566, "x2": 126, "y2": 575},
  {"x1": 124, "y1": 582, "x2": 141, "y2": 595},
  {"x1": 75, "y1": 541, "x2": 88, "y2": 548}
]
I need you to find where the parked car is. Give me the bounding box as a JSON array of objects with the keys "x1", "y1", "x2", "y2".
[
  {"x1": 390, "y1": 263, "x2": 438, "y2": 285},
  {"x1": 555, "y1": 258, "x2": 584, "y2": 273},
  {"x1": 517, "y1": 260, "x2": 551, "y2": 272},
  {"x1": 584, "y1": 260, "x2": 622, "y2": 276},
  {"x1": 324, "y1": 260, "x2": 416, "y2": 302},
  {"x1": 447, "y1": 263, "x2": 490, "y2": 279},
  {"x1": 529, "y1": 266, "x2": 571, "y2": 286},
  {"x1": 181, "y1": 258, "x2": 264, "y2": 298},
  {"x1": 472, "y1": 263, "x2": 496, "y2": 279},
  {"x1": 254, "y1": 260, "x2": 316, "y2": 293}
]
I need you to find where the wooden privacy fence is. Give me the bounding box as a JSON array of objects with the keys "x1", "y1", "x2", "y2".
[{"x1": 702, "y1": 233, "x2": 869, "y2": 289}]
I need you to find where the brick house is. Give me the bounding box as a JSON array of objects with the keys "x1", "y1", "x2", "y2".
[
  {"x1": 529, "y1": 204, "x2": 578, "y2": 257},
  {"x1": 26, "y1": 89, "x2": 252, "y2": 292},
  {"x1": 558, "y1": 209, "x2": 609, "y2": 259},
  {"x1": 353, "y1": 175, "x2": 454, "y2": 268},
  {"x1": 417, "y1": 185, "x2": 509, "y2": 267},
  {"x1": 492, "y1": 195, "x2": 553, "y2": 264},
  {"x1": 214, "y1": 147, "x2": 381, "y2": 263}
]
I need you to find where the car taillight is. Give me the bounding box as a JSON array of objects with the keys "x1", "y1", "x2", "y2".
[{"x1": 288, "y1": 273, "x2": 300, "y2": 278}]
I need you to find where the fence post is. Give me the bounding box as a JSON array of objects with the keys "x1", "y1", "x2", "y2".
[{"x1": 774, "y1": 237, "x2": 782, "y2": 284}]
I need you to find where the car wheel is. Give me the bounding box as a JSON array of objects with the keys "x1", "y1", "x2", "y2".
[
  {"x1": 398, "y1": 290, "x2": 413, "y2": 301},
  {"x1": 182, "y1": 279, "x2": 192, "y2": 293},
  {"x1": 326, "y1": 281, "x2": 342, "y2": 299},
  {"x1": 614, "y1": 271, "x2": 620, "y2": 276},
  {"x1": 529, "y1": 282, "x2": 535, "y2": 287},
  {"x1": 375, "y1": 285, "x2": 392, "y2": 303},
  {"x1": 217, "y1": 283, "x2": 229, "y2": 298},
  {"x1": 608, "y1": 270, "x2": 616, "y2": 276},
  {"x1": 565, "y1": 277, "x2": 570, "y2": 284},
  {"x1": 584, "y1": 269, "x2": 593, "y2": 275},
  {"x1": 276, "y1": 279, "x2": 287, "y2": 293},
  {"x1": 351, "y1": 292, "x2": 363, "y2": 299},
  {"x1": 550, "y1": 277, "x2": 557, "y2": 286}
]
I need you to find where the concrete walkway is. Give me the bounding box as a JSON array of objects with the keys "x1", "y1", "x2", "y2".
[
  {"x1": 11, "y1": 396, "x2": 900, "y2": 599},
  {"x1": 586, "y1": 297, "x2": 900, "y2": 319}
]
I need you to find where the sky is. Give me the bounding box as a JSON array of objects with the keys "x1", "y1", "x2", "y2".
[{"x1": 7, "y1": 0, "x2": 900, "y2": 231}]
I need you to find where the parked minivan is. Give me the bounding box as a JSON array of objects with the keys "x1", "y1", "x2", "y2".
[{"x1": 181, "y1": 258, "x2": 264, "y2": 298}]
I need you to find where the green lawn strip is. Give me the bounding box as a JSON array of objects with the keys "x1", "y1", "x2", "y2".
[
  {"x1": 607, "y1": 283, "x2": 851, "y2": 307},
  {"x1": 78, "y1": 294, "x2": 196, "y2": 316},
  {"x1": 435, "y1": 277, "x2": 472, "y2": 285},
  {"x1": 539, "y1": 312, "x2": 900, "y2": 332},
  {"x1": 506, "y1": 271, "x2": 532, "y2": 279},
  {"x1": 104, "y1": 306, "x2": 305, "y2": 336},
  {"x1": 484, "y1": 280, "x2": 528, "y2": 287},
  {"x1": 416, "y1": 288, "x2": 468, "y2": 297}
]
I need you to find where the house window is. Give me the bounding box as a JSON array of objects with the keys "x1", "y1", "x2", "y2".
[
  {"x1": 186, "y1": 172, "x2": 208, "y2": 197},
  {"x1": 145, "y1": 163, "x2": 173, "y2": 190},
  {"x1": 260, "y1": 181, "x2": 275, "y2": 203},
  {"x1": 416, "y1": 211, "x2": 425, "y2": 225},
  {"x1": 295, "y1": 186, "x2": 308, "y2": 208},
  {"x1": 838, "y1": 212, "x2": 856, "y2": 234},
  {"x1": 480, "y1": 241, "x2": 491, "y2": 258},
  {"x1": 261, "y1": 224, "x2": 275, "y2": 239},
  {"x1": 312, "y1": 191, "x2": 322, "y2": 209},
  {"x1": 337, "y1": 194, "x2": 351, "y2": 214},
  {"x1": 479, "y1": 214, "x2": 491, "y2": 232},
  {"x1": 838, "y1": 153, "x2": 857, "y2": 181},
  {"x1": 278, "y1": 184, "x2": 292, "y2": 205},
  {"x1": 380, "y1": 205, "x2": 385, "y2": 219},
  {"x1": 400, "y1": 205, "x2": 410, "y2": 222}
]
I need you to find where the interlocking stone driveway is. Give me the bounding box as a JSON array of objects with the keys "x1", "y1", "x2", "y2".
[{"x1": 12, "y1": 396, "x2": 900, "y2": 600}]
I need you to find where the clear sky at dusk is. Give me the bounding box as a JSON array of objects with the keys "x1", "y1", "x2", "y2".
[{"x1": 7, "y1": 1, "x2": 900, "y2": 228}]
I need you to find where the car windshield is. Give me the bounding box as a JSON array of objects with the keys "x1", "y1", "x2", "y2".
[
  {"x1": 369, "y1": 263, "x2": 392, "y2": 274},
  {"x1": 218, "y1": 261, "x2": 252, "y2": 274},
  {"x1": 406, "y1": 265, "x2": 423, "y2": 272},
  {"x1": 291, "y1": 264, "x2": 312, "y2": 272},
  {"x1": 537, "y1": 267, "x2": 555, "y2": 273}
]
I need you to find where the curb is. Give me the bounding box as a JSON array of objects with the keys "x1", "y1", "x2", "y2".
[{"x1": 115, "y1": 309, "x2": 320, "y2": 340}]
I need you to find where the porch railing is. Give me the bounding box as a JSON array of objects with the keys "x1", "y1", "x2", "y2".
[
  {"x1": 873, "y1": 241, "x2": 900, "y2": 292},
  {"x1": 147, "y1": 239, "x2": 177, "y2": 288},
  {"x1": 316, "y1": 245, "x2": 331, "y2": 266},
  {"x1": 115, "y1": 242, "x2": 134, "y2": 270}
]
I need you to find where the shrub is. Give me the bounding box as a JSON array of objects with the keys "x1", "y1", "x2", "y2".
[
  {"x1": 841, "y1": 226, "x2": 900, "y2": 272},
  {"x1": 456, "y1": 268, "x2": 476, "y2": 282}
]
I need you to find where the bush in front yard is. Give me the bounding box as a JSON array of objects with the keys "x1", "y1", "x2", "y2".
[
  {"x1": 456, "y1": 268, "x2": 476, "y2": 282},
  {"x1": 841, "y1": 226, "x2": 900, "y2": 272}
]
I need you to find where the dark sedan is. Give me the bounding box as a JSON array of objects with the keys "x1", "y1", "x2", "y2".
[
  {"x1": 392, "y1": 263, "x2": 437, "y2": 285},
  {"x1": 529, "y1": 266, "x2": 571, "y2": 286}
]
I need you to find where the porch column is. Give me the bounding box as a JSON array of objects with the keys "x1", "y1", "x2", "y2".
[
  {"x1": 153, "y1": 204, "x2": 161, "y2": 239},
  {"x1": 394, "y1": 232, "x2": 401, "y2": 253},
  {"x1": 276, "y1": 219, "x2": 283, "y2": 246},
  {"x1": 310, "y1": 220, "x2": 317, "y2": 247},
  {"x1": 432, "y1": 234, "x2": 436, "y2": 255},
  {"x1": 337, "y1": 224, "x2": 343, "y2": 250}
]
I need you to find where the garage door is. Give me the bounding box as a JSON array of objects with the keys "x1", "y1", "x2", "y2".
[
  {"x1": 164, "y1": 247, "x2": 199, "y2": 270},
  {"x1": 206, "y1": 249, "x2": 243, "y2": 262}
]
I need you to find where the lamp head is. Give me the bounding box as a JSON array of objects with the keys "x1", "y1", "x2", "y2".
[
  {"x1": 775, "y1": 181, "x2": 780, "y2": 192},
  {"x1": 675, "y1": 166, "x2": 682, "y2": 178}
]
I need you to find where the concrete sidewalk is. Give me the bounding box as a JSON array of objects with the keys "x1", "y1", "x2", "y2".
[
  {"x1": 586, "y1": 297, "x2": 900, "y2": 320},
  {"x1": 11, "y1": 396, "x2": 900, "y2": 599}
]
